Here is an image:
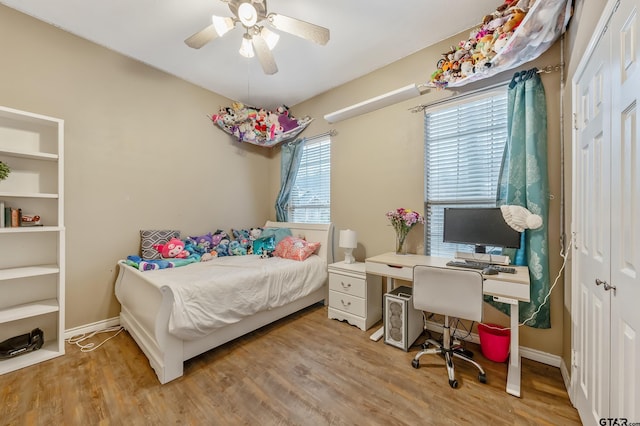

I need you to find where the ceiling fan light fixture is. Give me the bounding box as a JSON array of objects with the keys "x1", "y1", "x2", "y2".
[
  {"x1": 239, "y1": 33, "x2": 255, "y2": 58},
  {"x1": 260, "y1": 27, "x2": 280, "y2": 50},
  {"x1": 212, "y1": 15, "x2": 235, "y2": 36},
  {"x1": 238, "y1": 2, "x2": 258, "y2": 27}
]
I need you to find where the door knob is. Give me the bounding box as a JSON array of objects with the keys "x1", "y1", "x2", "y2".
[{"x1": 595, "y1": 278, "x2": 616, "y2": 294}]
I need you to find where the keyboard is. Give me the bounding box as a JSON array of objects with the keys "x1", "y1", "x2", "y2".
[{"x1": 446, "y1": 260, "x2": 516, "y2": 274}]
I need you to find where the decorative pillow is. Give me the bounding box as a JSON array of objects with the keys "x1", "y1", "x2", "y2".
[
  {"x1": 261, "y1": 227, "x2": 293, "y2": 245},
  {"x1": 273, "y1": 236, "x2": 321, "y2": 261},
  {"x1": 140, "y1": 230, "x2": 180, "y2": 260},
  {"x1": 252, "y1": 235, "x2": 276, "y2": 256}
]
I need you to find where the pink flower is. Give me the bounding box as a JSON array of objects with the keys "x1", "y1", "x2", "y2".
[{"x1": 386, "y1": 208, "x2": 425, "y2": 235}]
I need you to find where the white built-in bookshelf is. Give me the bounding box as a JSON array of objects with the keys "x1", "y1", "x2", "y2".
[{"x1": 0, "y1": 105, "x2": 65, "y2": 374}]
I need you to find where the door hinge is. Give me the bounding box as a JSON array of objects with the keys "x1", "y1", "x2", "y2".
[
  {"x1": 572, "y1": 349, "x2": 578, "y2": 368},
  {"x1": 573, "y1": 113, "x2": 578, "y2": 130}
]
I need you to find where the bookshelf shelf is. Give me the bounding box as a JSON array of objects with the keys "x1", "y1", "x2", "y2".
[
  {"x1": 0, "y1": 299, "x2": 59, "y2": 324},
  {"x1": 0, "y1": 265, "x2": 60, "y2": 280},
  {"x1": 0, "y1": 149, "x2": 58, "y2": 161}
]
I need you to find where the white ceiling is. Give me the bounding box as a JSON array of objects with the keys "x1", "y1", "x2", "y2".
[{"x1": 0, "y1": 0, "x2": 500, "y2": 109}]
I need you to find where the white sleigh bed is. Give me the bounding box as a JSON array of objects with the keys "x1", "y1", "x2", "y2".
[{"x1": 115, "y1": 221, "x2": 334, "y2": 384}]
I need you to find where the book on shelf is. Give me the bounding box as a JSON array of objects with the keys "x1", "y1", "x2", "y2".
[
  {"x1": 0, "y1": 200, "x2": 4, "y2": 227},
  {"x1": 11, "y1": 208, "x2": 21, "y2": 227},
  {"x1": 4, "y1": 206, "x2": 11, "y2": 228}
]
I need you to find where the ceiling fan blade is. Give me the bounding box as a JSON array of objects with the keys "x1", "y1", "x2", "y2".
[
  {"x1": 251, "y1": 34, "x2": 278, "y2": 75},
  {"x1": 184, "y1": 24, "x2": 219, "y2": 49},
  {"x1": 268, "y1": 13, "x2": 329, "y2": 45}
]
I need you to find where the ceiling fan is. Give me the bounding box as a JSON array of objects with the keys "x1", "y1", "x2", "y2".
[{"x1": 185, "y1": 0, "x2": 330, "y2": 75}]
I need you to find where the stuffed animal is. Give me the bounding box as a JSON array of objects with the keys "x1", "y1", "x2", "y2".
[
  {"x1": 211, "y1": 229, "x2": 231, "y2": 257},
  {"x1": 229, "y1": 240, "x2": 247, "y2": 256},
  {"x1": 492, "y1": 32, "x2": 511, "y2": 53},
  {"x1": 153, "y1": 237, "x2": 190, "y2": 259},
  {"x1": 232, "y1": 228, "x2": 250, "y2": 240},
  {"x1": 278, "y1": 110, "x2": 300, "y2": 133},
  {"x1": 212, "y1": 230, "x2": 230, "y2": 246},
  {"x1": 127, "y1": 255, "x2": 175, "y2": 271},
  {"x1": 476, "y1": 34, "x2": 496, "y2": 60},
  {"x1": 460, "y1": 59, "x2": 475, "y2": 78},
  {"x1": 213, "y1": 241, "x2": 230, "y2": 257},
  {"x1": 501, "y1": 8, "x2": 526, "y2": 33},
  {"x1": 190, "y1": 233, "x2": 214, "y2": 252},
  {"x1": 232, "y1": 229, "x2": 252, "y2": 252},
  {"x1": 249, "y1": 227, "x2": 263, "y2": 240}
]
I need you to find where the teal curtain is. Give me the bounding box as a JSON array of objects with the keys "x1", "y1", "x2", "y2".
[
  {"x1": 275, "y1": 138, "x2": 305, "y2": 222},
  {"x1": 488, "y1": 69, "x2": 551, "y2": 328}
]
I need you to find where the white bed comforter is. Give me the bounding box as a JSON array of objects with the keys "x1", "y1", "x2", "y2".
[{"x1": 141, "y1": 254, "x2": 327, "y2": 340}]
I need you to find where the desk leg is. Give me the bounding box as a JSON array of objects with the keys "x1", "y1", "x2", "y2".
[
  {"x1": 506, "y1": 301, "x2": 521, "y2": 397},
  {"x1": 370, "y1": 277, "x2": 395, "y2": 341}
]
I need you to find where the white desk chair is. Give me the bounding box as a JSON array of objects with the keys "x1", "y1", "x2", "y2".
[{"x1": 411, "y1": 265, "x2": 487, "y2": 388}]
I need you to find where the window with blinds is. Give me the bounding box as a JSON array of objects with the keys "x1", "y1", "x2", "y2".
[
  {"x1": 289, "y1": 136, "x2": 331, "y2": 223},
  {"x1": 424, "y1": 89, "x2": 508, "y2": 257}
]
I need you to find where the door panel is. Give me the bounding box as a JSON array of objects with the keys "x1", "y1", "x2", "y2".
[
  {"x1": 610, "y1": 0, "x2": 640, "y2": 417},
  {"x1": 573, "y1": 21, "x2": 612, "y2": 425}
]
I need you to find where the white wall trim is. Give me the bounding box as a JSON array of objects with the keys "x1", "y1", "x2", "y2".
[
  {"x1": 64, "y1": 317, "x2": 120, "y2": 339},
  {"x1": 425, "y1": 320, "x2": 562, "y2": 367},
  {"x1": 560, "y1": 357, "x2": 574, "y2": 406}
]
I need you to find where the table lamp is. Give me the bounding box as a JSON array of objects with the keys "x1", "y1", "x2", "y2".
[{"x1": 339, "y1": 229, "x2": 357, "y2": 264}]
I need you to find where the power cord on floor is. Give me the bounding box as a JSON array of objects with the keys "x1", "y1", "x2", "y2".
[{"x1": 65, "y1": 326, "x2": 124, "y2": 352}]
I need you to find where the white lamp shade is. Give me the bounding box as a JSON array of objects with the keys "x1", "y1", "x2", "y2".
[{"x1": 339, "y1": 229, "x2": 357, "y2": 249}]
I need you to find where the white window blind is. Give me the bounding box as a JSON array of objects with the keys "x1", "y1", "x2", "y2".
[
  {"x1": 289, "y1": 136, "x2": 331, "y2": 223},
  {"x1": 424, "y1": 89, "x2": 508, "y2": 257}
]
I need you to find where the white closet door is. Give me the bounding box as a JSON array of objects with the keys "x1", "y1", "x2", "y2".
[
  {"x1": 609, "y1": 0, "x2": 640, "y2": 417},
  {"x1": 573, "y1": 19, "x2": 612, "y2": 425}
]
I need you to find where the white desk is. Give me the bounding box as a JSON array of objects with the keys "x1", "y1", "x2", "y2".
[{"x1": 365, "y1": 252, "x2": 530, "y2": 398}]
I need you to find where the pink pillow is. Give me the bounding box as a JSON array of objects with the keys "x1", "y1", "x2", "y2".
[{"x1": 273, "y1": 236, "x2": 321, "y2": 261}]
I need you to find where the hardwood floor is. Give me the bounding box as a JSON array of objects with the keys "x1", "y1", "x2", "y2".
[{"x1": 0, "y1": 304, "x2": 580, "y2": 425}]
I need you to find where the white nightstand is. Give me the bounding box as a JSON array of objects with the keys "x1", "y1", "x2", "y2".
[{"x1": 327, "y1": 261, "x2": 382, "y2": 331}]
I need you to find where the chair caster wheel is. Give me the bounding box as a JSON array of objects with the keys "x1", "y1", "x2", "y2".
[
  {"x1": 449, "y1": 379, "x2": 458, "y2": 388},
  {"x1": 411, "y1": 359, "x2": 420, "y2": 369},
  {"x1": 479, "y1": 373, "x2": 487, "y2": 384}
]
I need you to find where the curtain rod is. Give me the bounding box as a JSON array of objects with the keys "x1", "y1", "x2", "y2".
[
  {"x1": 409, "y1": 63, "x2": 564, "y2": 113},
  {"x1": 306, "y1": 130, "x2": 337, "y2": 141},
  {"x1": 537, "y1": 63, "x2": 564, "y2": 74}
]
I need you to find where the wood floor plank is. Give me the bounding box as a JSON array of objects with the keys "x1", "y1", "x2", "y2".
[{"x1": 0, "y1": 304, "x2": 580, "y2": 425}]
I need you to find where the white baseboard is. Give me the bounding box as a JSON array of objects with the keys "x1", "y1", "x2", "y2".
[
  {"x1": 64, "y1": 316, "x2": 121, "y2": 339},
  {"x1": 560, "y1": 357, "x2": 574, "y2": 405},
  {"x1": 425, "y1": 320, "x2": 562, "y2": 367}
]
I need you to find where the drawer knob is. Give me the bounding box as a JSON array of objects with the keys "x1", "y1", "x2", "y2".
[
  {"x1": 341, "y1": 281, "x2": 352, "y2": 289},
  {"x1": 340, "y1": 299, "x2": 351, "y2": 307}
]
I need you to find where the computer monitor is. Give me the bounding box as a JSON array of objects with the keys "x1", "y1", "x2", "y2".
[{"x1": 443, "y1": 207, "x2": 521, "y2": 254}]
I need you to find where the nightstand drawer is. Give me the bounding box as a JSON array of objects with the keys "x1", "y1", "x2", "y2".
[
  {"x1": 329, "y1": 290, "x2": 366, "y2": 317},
  {"x1": 329, "y1": 273, "x2": 366, "y2": 297}
]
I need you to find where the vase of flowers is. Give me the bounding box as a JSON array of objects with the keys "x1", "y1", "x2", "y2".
[{"x1": 386, "y1": 208, "x2": 425, "y2": 255}]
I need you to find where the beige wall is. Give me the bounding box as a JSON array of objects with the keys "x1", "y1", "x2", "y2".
[
  {"x1": 0, "y1": 5, "x2": 273, "y2": 329},
  {"x1": 281, "y1": 31, "x2": 566, "y2": 354}
]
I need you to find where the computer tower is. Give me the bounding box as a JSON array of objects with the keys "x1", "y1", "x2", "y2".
[{"x1": 384, "y1": 286, "x2": 424, "y2": 351}]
